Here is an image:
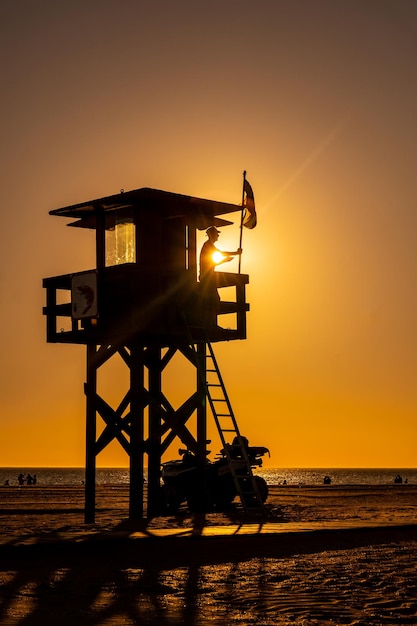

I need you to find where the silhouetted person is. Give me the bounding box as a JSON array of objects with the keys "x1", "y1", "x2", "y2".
[
  {"x1": 223, "y1": 435, "x2": 249, "y2": 459},
  {"x1": 26, "y1": 473, "x2": 33, "y2": 485},
  {"x1": 18, "y1": 473, "x2": 25, "y2": 485},
  {"x1": 199, "y1": 226, "x2": 241, "y2": 329}
]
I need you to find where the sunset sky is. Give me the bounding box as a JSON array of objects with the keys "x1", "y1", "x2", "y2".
[{"x1": 1, "y1": 0, "x2": 417, "y2": 469}]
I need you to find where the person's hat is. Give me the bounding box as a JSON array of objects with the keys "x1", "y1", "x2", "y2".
[{"x1": 206, "y1": 226, "x2": 220, "y2": 235}]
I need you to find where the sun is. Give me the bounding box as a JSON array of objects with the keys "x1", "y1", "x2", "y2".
[{"x1": 212, "y1": 250, "x2": 226, "y2": 265}]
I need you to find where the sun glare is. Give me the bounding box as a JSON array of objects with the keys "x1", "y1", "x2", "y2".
[{"x1": 212, "y1": 251, "x2": 225, "y2": 265}]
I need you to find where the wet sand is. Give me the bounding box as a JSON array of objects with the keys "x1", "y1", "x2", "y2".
[{"x1": 1, "y1": 484, "x2": 417, "y2": 624}]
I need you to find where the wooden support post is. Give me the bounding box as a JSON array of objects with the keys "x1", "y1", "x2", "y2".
[
  {"x1": 195, "y1": 341, "x2": 208, "y2": 510},
  {"x1": 196, "y1": 342, "x2": 207, "y2": 461},
  {"x1": 129, "y1": 342, "x2": 145, "y2": 519},
  {"x1": 85, "y1": 344, "x2": 97, "y2": 523},
  {"x1": 95, "y1": 208, "x2": 106, "y2": 270},
  {"x1": 236, "y1": 281, "x2": 247, "y2": 338},
  {"x1": 147, "y1": 345, "x2": 162, "y2": 517},
  {"x1": 45, "y1": 285, "x2": 56, "y2": 343}
]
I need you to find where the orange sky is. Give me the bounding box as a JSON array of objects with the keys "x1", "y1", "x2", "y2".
[{"x1": 1, "y1": 1, "x2": 417, "y2": 468}]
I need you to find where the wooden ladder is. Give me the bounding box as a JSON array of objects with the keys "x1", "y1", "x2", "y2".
[{"x1": 204, "y1": 341, "x2": 266, "y2": 516}]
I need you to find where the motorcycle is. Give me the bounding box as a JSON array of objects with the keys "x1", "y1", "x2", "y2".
[{"x1": 161, "y1": 437, "x2": 270, "y2": 513}]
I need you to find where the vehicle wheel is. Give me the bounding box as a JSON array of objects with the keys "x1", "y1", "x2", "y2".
[
  {"x1": 255, "y1": 476, "x2": 269, "y2": 502},
  {"x1": 160, "y1": 484, "x2": 182, "y2": 514},
  {"x1": 214, "y1": 490, "x2": 236, "y2": 511},
  {"x1": 187, "y1": 484, "x2": 215, "y2": 513},
  {"x1": 212, "y1": 478, "x2": 236, "y2": 510}
]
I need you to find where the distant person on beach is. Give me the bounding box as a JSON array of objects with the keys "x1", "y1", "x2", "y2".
[
  {"x1": 199, "y1": 226, "x2": 241, "y2": 329},
  {"x1": 18, "y1": 473, "x2": 25, "y2": 485},
  {"x1": 26, "y1": 473, "x2": 33, "y2": 485}
]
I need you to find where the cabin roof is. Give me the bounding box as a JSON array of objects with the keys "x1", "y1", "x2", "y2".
[{"x1": 49, "y1": 187, "x2": 241, "y2": 230}]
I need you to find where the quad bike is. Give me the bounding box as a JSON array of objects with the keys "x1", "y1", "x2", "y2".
[{"x1": 160, "y1": 437, "x2": 270, "y2": 513}]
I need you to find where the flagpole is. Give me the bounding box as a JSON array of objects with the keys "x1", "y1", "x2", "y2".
[{"x1": 238, "y1": 170, "x2": 246, "y2": 274}]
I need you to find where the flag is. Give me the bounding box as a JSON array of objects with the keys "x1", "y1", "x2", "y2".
[{"x1": 242, "y1": 179, "x2": 257, "y2": 229}]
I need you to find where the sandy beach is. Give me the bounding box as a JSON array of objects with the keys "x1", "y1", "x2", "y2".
[{"x1": 1, "y1": 483, "x2": 417, "y2": 625}]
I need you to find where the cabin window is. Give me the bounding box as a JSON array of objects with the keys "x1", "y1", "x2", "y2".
[{"x1": 105, "y1": 220, "x2": 136, "y2": 266}]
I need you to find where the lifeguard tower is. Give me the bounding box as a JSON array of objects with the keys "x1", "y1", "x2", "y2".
[{"x1": 43, "y1": 185, "x2": 263, "y2": 521}]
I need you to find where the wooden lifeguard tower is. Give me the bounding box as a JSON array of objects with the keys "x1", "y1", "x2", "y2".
[{"x1": 43, "y1": 185, "x2": 261, "y2": 522}]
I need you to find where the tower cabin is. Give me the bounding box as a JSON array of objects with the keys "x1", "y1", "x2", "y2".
[{"x1": 43, "y1": 187, "x2": 249, "y2": 345}]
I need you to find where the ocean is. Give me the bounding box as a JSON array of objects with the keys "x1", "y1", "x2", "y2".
[{"x1": 1, "y1": 467, "x2": 416, "y2": 487}]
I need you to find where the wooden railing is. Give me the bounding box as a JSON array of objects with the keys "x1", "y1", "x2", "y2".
[{"x1": 43, "y1": 268, "x2": 250, "y2": 344}]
